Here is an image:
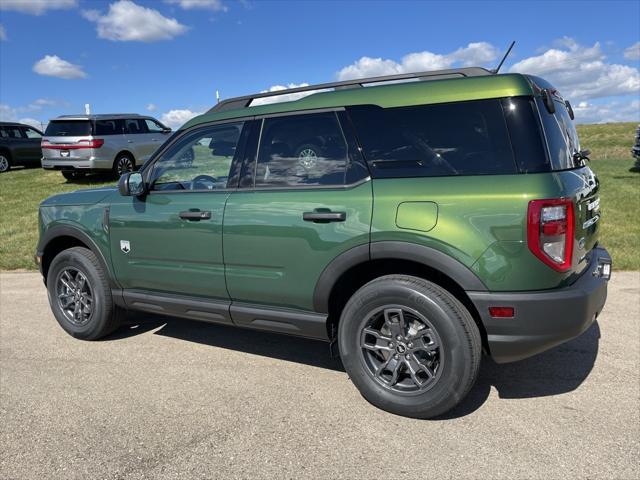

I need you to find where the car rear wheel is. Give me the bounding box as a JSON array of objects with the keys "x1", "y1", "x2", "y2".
[
  {"x1": 46, "y1": 247, "x2": 123, "y2": 340},
  {"x1": 113, "y1": 153, "x2": 134, "y2": 177},
  {"x1": 338, "y1": 275, "x2": 481, "y2": 419},
  {"x1": 0, "y1": 153, "x2": 11, "y2": 173}
]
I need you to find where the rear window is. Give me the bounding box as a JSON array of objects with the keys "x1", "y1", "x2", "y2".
[
  {"x1": 45, "y1": 121, "x2": 92, "y2": 137},
  {"x1": 347, "y1": 99, "x2": 517, "y2": 178},
  {"x1": 536, "y1": 98, "x2": 581, "y2": 171}
]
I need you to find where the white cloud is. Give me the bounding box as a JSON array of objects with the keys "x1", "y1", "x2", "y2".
[
  {"x1": 160, "y1": 109, "x2": 203, "y2": 129},
  {"x1": 250, "y1": 83, "x2": 329, "y2": 106},
  {"x1": 32, "y1": 55, "x2": 87, "y2": 79},
  {"x1": 0, "y1": 24, "x2": 6, "y2": 41},
  {"x1": 337, "y1": 42, "x2": 500, "y2": 80},
  {"x1": 573, "y1": 99, "x2": 640, "y2": 124},
  {"x1": 82, "y1": 0, "x2": 188, "y2": 42},
  {"x1": 624, "y1": 42, "x2": 640, "y2": 61},
  {"x1": 165, "y1": 0, "x2": 227, "y2": 11},
  {"x1": 146, "y1": 103, "x2": 157, "y2": 112},
  {"x1": 0, "y1": 0, "x2": 77, "y2": 15},
  {"x1": 0, "y1": 104, "x2": 45, "y2": 129},
  {"x1": 510, "y1": 39, "x2": 640, "y2": 100}
]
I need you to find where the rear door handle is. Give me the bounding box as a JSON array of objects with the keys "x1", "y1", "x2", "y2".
[
  {"x1": 303, "y1": 210, "x2": 346, "y2": 223},
  {"x1": 179, "y1": 210, "x2": 212, "y2": 221}
]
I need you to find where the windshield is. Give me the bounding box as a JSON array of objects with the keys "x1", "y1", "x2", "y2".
[{"x1": 45, "y1": 120, "x2": 92, "y2": 137}]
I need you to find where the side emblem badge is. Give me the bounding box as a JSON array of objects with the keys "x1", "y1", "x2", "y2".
[{"x1": 120, "y1": 240, "x2": 131, "y2": 254}]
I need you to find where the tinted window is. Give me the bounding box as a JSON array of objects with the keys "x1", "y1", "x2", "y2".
[
  {"x1": 22, "y1": 127, "x2": 42, "y2": 138},
  {"x1": 45, "y1": 121, "x2": 92, "y2": 137},
  {"x1": 536, "y1": 98, "x2": 580, "y2": 171},
  {"x1": 348, "y1": 99, "x2": 517, "y2": 178},
  {"x1": 95, "y1": 119, "x2": 124, "y2": 135},
  {"x1": 150, "y1": 122, "x2": 244, "y2": 191},
  {"x1": 255, "y1": 112, "x2": 348, "y2": 187},
  {"x1": 0, "y1": 126, "x2": 24, "y2": 138},
  {"x1": 144, "y1": 119, "x2": 165, "y2": 133},
  {"x1": 501, "y1": 97, "x2": 549, "y2": 173},
  {"x1": 125, "y1": 119, "x2": 145, "y2": 135}
]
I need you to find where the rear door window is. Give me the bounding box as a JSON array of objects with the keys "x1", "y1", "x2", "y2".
[
  {"x1": 255, "y1": 112, "x2": 349, "y2": 187},
  {"x1": 347, "y1": 99, "x2": 517, "y2": 178},
  {"x1": 44, "y1": 121, "x2": 92, "y2": 137}
]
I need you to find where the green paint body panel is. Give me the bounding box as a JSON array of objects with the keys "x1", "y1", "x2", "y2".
[
  {"x1": 184, "y1": 74, "x2": 534, "y2": 130},
  {"x1": 223, "y1": 182, "x2": 372, "y2": 311},
  {"x1": 395, "y1": 202, "x2": 438, "y2": 232},
  {"x1": 107, "y1": 191, "x2": 229, "y2": 299}
]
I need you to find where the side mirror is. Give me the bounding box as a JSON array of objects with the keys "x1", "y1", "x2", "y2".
[
  {"x1": 118, "y1": 172, "x2": 145, "y2": 197},
  {"x1": 162, "y1": 127, "x2": 172, "y2": 134},
  {"x1": 565, "y1": 100, "x2": 575, "y2": 120}
]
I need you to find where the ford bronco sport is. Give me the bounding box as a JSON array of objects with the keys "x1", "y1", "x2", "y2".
[{"x1": 36, "y1": 67, "x2": 611, "y2": 419}]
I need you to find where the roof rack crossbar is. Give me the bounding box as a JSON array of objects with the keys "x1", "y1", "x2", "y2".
[{"x1": 210, "y1": 67, "x2": 493, "y2": 113}]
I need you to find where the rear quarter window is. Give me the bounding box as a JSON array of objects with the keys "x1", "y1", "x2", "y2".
[
  {"x1": 45, "y1": 121, "x2": 92, "y2": 137},
  {"x1": 347, "y1": 99, "x2": 517, "y2": 178},
  {"x1": 536, "y1": 98, "x2": 581, "y2": 171}
]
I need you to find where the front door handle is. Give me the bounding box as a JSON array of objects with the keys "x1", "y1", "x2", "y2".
[
  {"x1": 303, "y1": 210, "x2": 346, "y2": 223},
  {"x1": 179, "y1": 210, "x2": 212, "y2": 221}
]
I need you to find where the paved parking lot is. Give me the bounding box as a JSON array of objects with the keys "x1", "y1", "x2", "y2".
[{"x1": 1, "y1": 272, "x2": 638, "y2": 479}]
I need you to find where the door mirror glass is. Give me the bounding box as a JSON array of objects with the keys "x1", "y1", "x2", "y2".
[{"x1": 118, "y1": 172, "x2": 145, "y2": 196}]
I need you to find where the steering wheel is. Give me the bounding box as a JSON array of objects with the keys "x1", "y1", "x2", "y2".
[{"x1": 191, "y1": 174, "x2": 218, "y2": 190}]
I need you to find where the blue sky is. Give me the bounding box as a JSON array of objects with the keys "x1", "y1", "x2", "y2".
[{"x1": 1, "y1": 0, "x2": 639, "y2": 130}]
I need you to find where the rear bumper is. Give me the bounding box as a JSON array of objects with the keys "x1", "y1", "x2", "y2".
[
  {"x1": 469, "y1": 247, "x2": 611, "y2": 363},
  {"x1": 41, "y1": 156, "x2": 113, "y2": 171}
]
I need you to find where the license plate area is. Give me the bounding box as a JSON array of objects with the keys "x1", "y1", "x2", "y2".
[{"x1": 593, "y1": 257, "x2": 612, "y2": 280}]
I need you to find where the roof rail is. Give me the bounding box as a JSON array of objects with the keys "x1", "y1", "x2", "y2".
[{"x1": 209, "y1": 67, "x2": 493, "y2": 113}]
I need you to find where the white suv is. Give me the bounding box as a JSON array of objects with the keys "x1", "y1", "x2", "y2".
[{"x1": 41, "y1": 114, "x2": 171, "y2": 180}]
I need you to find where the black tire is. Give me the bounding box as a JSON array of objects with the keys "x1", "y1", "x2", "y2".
[
  {"x1": 61, "y1": 170, "x2": 86, "y2": 181},
  {"x1": 0, "y1": 151, "x2": 12, "y2": 173},
  {"x1": 338, "y1": 275, "x2": 481, "y2": 419},
  {"x1": 113, "y1": 153, "x2": 135, "y2": 177},
  {"x1": 46, "y1": 247, "x2": 123, "y2": 340}
]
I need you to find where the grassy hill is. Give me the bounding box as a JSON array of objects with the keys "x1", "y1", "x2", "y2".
[{"x1": 0, "y1": 122, "x2": 638, "y2": 271}]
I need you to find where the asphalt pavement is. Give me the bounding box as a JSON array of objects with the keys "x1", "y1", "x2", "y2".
[{"x1": 1, "y1": 271, "x2": 638, "y2": 479}]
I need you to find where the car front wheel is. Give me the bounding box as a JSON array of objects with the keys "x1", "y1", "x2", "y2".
[
  {"x1": 338, "y1": 275, "x2": 481, "y2": 419},
  {"x1": 46, "y1": 247, "x2": 123, "y2": 340}
]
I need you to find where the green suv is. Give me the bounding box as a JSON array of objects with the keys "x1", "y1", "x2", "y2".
[{"x1": 36, "y1": 67, "x2": 611, "y2": 419}]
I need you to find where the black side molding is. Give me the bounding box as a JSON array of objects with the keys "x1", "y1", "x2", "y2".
[
  {"x1": 122, "y1": 290, "x2": 233, "y2": 325},
  {"x1": 38, "y1": 224, "x2": 115, "y2": 287},
  {"x1": 312, "y1": 241, "x2": 487, "y2": 313}
]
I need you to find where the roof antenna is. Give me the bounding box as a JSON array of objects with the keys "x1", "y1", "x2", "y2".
[
  {"x1": 216, "y1": 90, "x2": 220, "y2": 104},
  {"x1": 492, "y1": 41, "x2": 515, "y2": 74}
]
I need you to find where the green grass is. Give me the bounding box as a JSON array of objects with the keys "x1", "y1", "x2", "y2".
[{"x1": 0, "y1": 122, "x2": 638, "y2": 271}]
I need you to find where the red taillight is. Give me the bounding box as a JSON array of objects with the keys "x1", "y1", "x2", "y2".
[
  {"x1": 41, "y1": 139, "x2": 104, "y2": 149},
  {"x1": 489, "y1": 307, "x2": 515, "y2": 318},
  {"x1": 527, "y1": 198, "x2": 574, "y2": 272}
]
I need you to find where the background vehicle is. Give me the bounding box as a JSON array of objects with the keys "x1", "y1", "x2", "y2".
[
  {"x1": 41, "y1": 114, "x2": 171, "y2": 180},
  {"x1": 35, "y1": 68, "x2": 611, "y2": 419},
  {"x1": 0, "y1": 121, "x2": 43, "y2": 173}
]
